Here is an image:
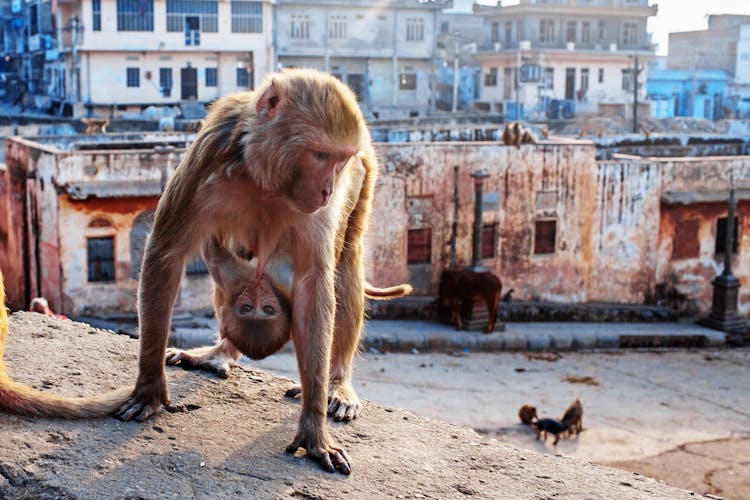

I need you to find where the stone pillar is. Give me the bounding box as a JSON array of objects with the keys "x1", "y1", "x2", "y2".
[{"x1": 469, "y1": 170, "x2": 489, "y2": 273}]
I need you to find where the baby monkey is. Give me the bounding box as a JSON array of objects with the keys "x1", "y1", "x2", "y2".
[{"x1": 166, "y1": 238, "x2": 411, "y2": 378}]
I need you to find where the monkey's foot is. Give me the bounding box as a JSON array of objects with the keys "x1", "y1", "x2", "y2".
[
  {"x1": 286, "y1": 429, "x2": 352, "y2": 475},
  {"x1": 165, "y1": 341, "x2": 239, "y2": 379},
  {"x1": 328, "y1": 381, "x2": 361, "y2": 422},
  {"x1": 114, "y1": 378, "x2": 169, "y2": 422},
  {"x1": 284, "y1": 385, "x2": 302, "y2": 399}
]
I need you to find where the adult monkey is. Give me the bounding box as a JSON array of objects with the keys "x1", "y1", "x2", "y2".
[{"x1": 116, "y1": 69, "x2": 380, "y2": 475}]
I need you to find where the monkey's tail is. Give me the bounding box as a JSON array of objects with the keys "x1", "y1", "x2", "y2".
[
  {"x1": 364, "y1": 283, "x2": 413, "y2": 300},
  {"x1": 0, "y1": 375, "x2": 132, "y2": 419}
]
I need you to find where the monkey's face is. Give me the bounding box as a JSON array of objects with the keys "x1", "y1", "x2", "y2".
[
  {"x1": 222, "y1": 277, "x2": 292, "y2": 360},
  {"x1": 289, "y1": 149, "x2": 354, "y2": 214}
]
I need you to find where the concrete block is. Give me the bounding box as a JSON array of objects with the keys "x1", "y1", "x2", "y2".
[
  {"x1": 526, "y1": 334, "x2": 551, "y2": 351},
  {"x1": 502, "y1": 333, "x2": 528, "y2": 351},
  {"x1": 571, "y1": 331, "x2": 598, "y2": 349},
  {"x1": 549, "y1": 331, "x2": 574, "y2": 350},
  {"x1": 596, "y1": 332, "x2": 620, "y2": 349}
]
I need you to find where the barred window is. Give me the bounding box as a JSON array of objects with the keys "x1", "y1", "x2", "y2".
[
  {"x1": 231, "y1": 1, "x2": 262, "y2": 33},
  {"x1": 88, "y1": 237, "x2": 115, "y2": 282},
  {"x1": 406, "y1": 18, "x2": 424, "y2": 41},
  {"x1": 329, "y1": 15, "x2": 347, "y2": 39},
  {"x1": 291, "y1": 14, "x2": 309, "y2": 39},
  {"x1": 534, "y1": 220, "x2": 556, "y2": 255},
  {"x1": 482, "y1": 224, "x2": 497, "y2": 259},
  {"x1": 126, "y1": 67, "x2": 140, "y2": 87},
  {"x1": 166, "y1": 0, "x2": 218, "y2": 33},
  {"x1": 205, "y1": 67, "x2": 217, "y2": 87},
  {"x1": 117, "y1": 0, "x2": 154, "y2": 31},
  {"x1": 539, "y1": 19, "x2": 554, "y2": 44},
  {"x1": 484, "y1": 68, "x2": 497, "y2": 87},
  {"x1": 92, "y1": 0, "x2": 101, "y2": 31}
]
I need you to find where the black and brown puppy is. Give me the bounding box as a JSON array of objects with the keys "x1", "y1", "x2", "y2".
[{"x1": 532, "y1": 418, "x2": 567, "y2": 445}]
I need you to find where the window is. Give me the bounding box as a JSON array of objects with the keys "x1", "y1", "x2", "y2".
[
  {"x1": 481, "y1": 224, "x2": 497, "y2": 259},
  {"x1": 399, "y1": 73, "x2": 416, "y2": 90},
  {"x1": 504, "y1": 21, "x2": 512, "y2": 45},
  {"x1": 622, "y1": 22, "x2": 638, "y2": 46},
  {"x1": 117, "y1": 0, "x2": 154, "y2": 31},
  {"x1": 581, "y1": 21, "x2": 590, "y2": 45},
  {"x1": 406, "y1": 18, "x2": 424, "y2": 41},
  {"x1": 92, "y1": 0, "x2": 101, "y2": 31},
  {"x1": 484, "y1": 67, "x2": 498, "y2": 87},
  {"x1": 329, "y1": 15, "x2": 347, "y2": 39},
  {"x1": 126, "y1": 67, "x2": 140, "y2": 87},
  {"x1": 540, "y1": 19, "x2": 554, "y2": 44},
  {"x1": 407, "y1": 228, "x2": 431, "y2": 264},
  {"x1": 580, "y1": 68, "x2": 589, "y2": 92},
  {"x1": 598, "y1": 67, "x2": 604, "y2": 83},
  {"x1": 621, "y1": 68, "x2": 634, "y2": 91},
  {"x1": 490, "y1": 22, "x2": 499, "y2": 44},
  {"x1": 88, "y1": 237, "x2": 115, "y2": 282},
  {"x1": 29, "y1": 4, "x2": 38, "y2": 36},
  {"x1": 166, "y1": 0, "x2": 218, "y2": 33},
  {"x1": 159, "y1": 67, "x2": 172, "y2": 91},
  {"x1": 291, "y1": 14, "x2": 310, "y2": 39},
  {"x1": 231, "y1": 1, "x2": 262, "y2": 33},
  {"x1": 597, "y1": 20, "x2": 605, "y2": 42},
  {"x1": 205, "y1": 67, "x2": 217, "y2": 87},
  {"x1": 673, "y1": 219, "x2": 700, "y2": 260},
  {"x1": 534, "y1": 220, "x2": 556, "y2": 255},
  {"x1": 544, "y1": 67, "x2": 554, "y2": 90},
  {"x1": 186, "y1": 257, "x2": 209, "y2": 275},
  {"x1": 237, "y1": 67, "x2": 249, "y2": 87},
  {"x1": 566, "y1": 21, "x2": 576, "y2": 43},
  {"x1": 503, "y1": 67, "x2": 513, "y2": 99},
  {"x1": 441, "y1": 21, "x2": 449, "y2": 35},
  {"x1": 715, "y1": 217, "x2": 739, "y2": 256}
]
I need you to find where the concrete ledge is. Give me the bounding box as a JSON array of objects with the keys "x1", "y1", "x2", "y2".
[{"x1": 1, "y1": 313, "x2": 693, "y2": 499}]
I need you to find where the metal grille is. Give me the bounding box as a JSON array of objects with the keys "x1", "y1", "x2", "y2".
[
  {"x1": 88, "y1": 237, "x2": 115, "y2": 282},
  {"x1": 231, "y1": 1, "x2": 263, "y2": 33},
  {"x1": 407, "y1": 228, "x2": 432, "y2": 265},
  {"x1": 166, "y1": 0, "x2": 218, "y2": 32},
  {"x1": 116, "y1": 0, "x2": 154, "y2": 31}
]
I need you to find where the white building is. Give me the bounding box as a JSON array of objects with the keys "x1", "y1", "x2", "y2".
[
  {"x1": 274, "y1": 0, "x2": 450, "y2": 119},
  {"x1": 472, "y1": 0, "x2": 657, "y2": 120},
  {"x1": 54, "y1": 0, "x2": 274, "y2": 117}
]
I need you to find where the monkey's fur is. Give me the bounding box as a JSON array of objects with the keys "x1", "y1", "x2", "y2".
[
  {"x1": 518, "y1": 404, "x2": 538, "y2": 425},
  {"x1": 0, "y1": 272, "x2": 132, "y2": 418},
  {"x1": 501, "y1": 121, "x2": 538, "y2": 148},
  {"x1": 560, "y1": 397, "x2": 583, "y2": 436},
  {"x1": 115, "y1": 68, "x2": 396, "y2": 474},
  {"x1": 82, "y1": 118, "x2": 109, "y2": 135}
]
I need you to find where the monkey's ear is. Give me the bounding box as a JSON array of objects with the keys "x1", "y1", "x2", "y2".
[{"x1": 256, "y1": 79, "x2": 283, "y2": 119}]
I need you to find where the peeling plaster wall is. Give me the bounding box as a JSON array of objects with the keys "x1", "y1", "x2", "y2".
[{"x1": 371, "y1": 142, "x2": 598, "y2": 301}]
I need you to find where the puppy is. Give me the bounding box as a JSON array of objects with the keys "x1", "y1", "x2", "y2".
[{"x1": 532, "y1": 418, "x2": 567, "y2": 445}]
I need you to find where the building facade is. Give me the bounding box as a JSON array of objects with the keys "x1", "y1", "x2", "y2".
[
  {"x1": 472, "y1": 0, "x2": 657, "y2": 120},
  {"x1": 274, "y1": 0, "x2": 449, "y2": 120},
  {"x1": 2, "y1": 133, "x2": 749, "y2": 318},
  {"x1": 1, "y1": 0, "x2": 274, "y2": 116},
  {"x1": 647, "y1": 69, "x2": 730, "y2": 120}
]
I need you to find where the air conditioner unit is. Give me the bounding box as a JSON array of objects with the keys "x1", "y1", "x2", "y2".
[
  {"x1": 520, "y1": 40, "x2": 532, "y2": 51},
  {"x1": 610, "y1": 43, "x2": 618, "y2": 52},
  {"x1": 566, "y1": 42, "x2": 575, "y2": 51},
  {"x1": 494, "y1": 42, "x2": 501, "y2": 51}
]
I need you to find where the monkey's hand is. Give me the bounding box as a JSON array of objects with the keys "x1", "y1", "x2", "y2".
[
  {"x1": 328, "y1": 382, "x2": 361, "y2": 422},
  {"x1": 286, "y1": 428, "x2": 352, "y2": 475},
  {"x1": 114, "y1": 376, "x2": 169, "y2": 422}
]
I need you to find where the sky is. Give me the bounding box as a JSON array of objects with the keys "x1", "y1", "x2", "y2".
[{"x1": 450, "y1": 0, "x2": 750, "y2": 56}]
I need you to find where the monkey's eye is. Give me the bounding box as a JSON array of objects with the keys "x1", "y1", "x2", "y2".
[
  {"x1": 262, "y1": 305, "x2": 276, "y2": 315},
  {"x1": 313, "y1": 151, "x2": 331, "y2": 161},
  {"x1": 239, "y1": 304, "x2": 254, "y2": 315}
]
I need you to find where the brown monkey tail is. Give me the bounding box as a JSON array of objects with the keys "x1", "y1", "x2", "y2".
[
  {"x1": 0, "y1": 376, "x2": 133, "y2": 419},
  {"x1": 364, "y1": 283, "x2": 413, "y2": 300}
]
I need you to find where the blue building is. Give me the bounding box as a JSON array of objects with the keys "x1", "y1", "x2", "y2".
[{"x1": 647, "y1": 69, "x2": 730, "y2": 120}]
